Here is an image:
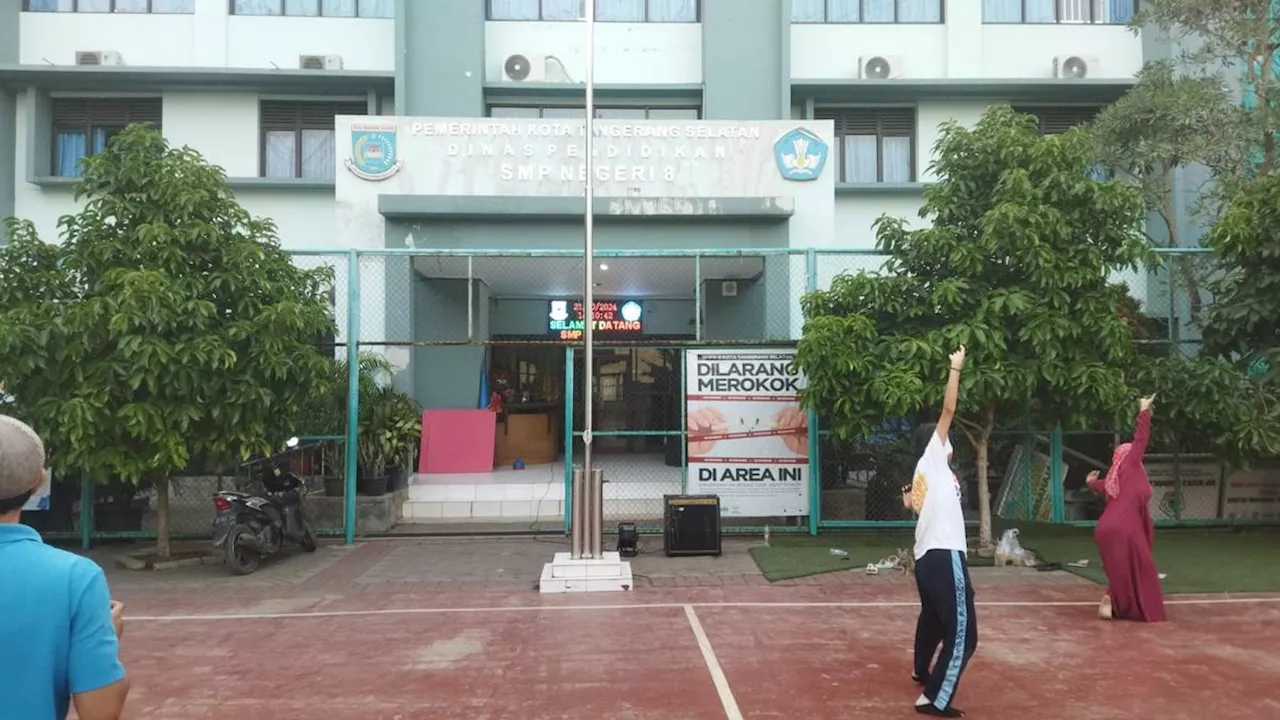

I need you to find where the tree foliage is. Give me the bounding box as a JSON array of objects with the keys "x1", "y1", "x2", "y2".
[
  {"x1": 796, "y1": 106, "x2": 1150, "y2": 546},
  {"x1": 1202, "y1": 175, "x2": 1280, "y2": 381},
  {"x1": 1092, "y1": 61, "x2": 1248, "y2": 244},
  {"x1": 0, "y1": 125, "x2": 336, "y2": 554}
]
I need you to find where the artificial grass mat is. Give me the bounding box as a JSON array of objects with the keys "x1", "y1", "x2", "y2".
[{"x1": 749, "y1": 524, "x2": 1280, "y2": 594}]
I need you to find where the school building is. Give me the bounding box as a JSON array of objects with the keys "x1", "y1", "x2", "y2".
[{"x1": 2, "y1": 1, "x2": 1180, "y2": 526}]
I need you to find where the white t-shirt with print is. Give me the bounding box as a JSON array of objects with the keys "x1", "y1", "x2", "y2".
[{"x1": 910, "y1": 433, "x2": 968, "y2": 561}]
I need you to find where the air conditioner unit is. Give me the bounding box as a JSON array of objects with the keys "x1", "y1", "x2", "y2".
[
  {"x1": 720, "y1": 281, "x2": 738, "y2": 298},
  {"x1": 503, "y1": 53, "x2": 547, "y2": 83},
  {"x1": 299, "y1": 54, "x2": 344, "y2": 71},
  {"x1": 1054, "y1": 55, "x2": 1098, "y2": 79},
  {"x1": 75, "y1": 51, "x2": 124, "y2": 66},
  {"x1": 860, "y1": 55, "x2": 904, "y2": 80}
]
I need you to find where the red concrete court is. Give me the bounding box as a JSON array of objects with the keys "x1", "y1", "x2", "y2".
[{"x1": 115, "y1": 585, "x2": 1280, "y2": 719}]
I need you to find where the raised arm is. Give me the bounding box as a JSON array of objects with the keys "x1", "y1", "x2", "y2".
[
  {"x1": 1130, "y1": 395, "x2": 1154, "y2": 465},
  {"x1": 935, "y1": 346, "x2": 965, "y2": 443}
]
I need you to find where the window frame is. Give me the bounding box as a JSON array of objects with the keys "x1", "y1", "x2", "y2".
[
  {"x1": 49, "y1": 96, "x2": 163, "y2": 177},
  {"x1": 258, "y1": 98, "x2": 367, "y2": 180},
  {"x1": 790, "y1": 0, "x2": 945, "y2": 24},
  {"x1": 486, "y1": 104, "x2": 703, "y2": 119},
  {"x1": 817, "y1": 106, "x2": 918, "y2": 184},
  {"x1": 228, "y1": 0, "x2": 392, "y2": 18},
  {"x1": 980, "y1": 0, "x2": 1136, "y2": 25},
  {"x1": 1012, "y1": 104, "x2": 1104, "y2": 134},
  {"x1": 24, "y1": 0, "x2": 196, "y2": 11},
  {"x1": 486, "y1": 0, "x2": 701, "y2": 22}
]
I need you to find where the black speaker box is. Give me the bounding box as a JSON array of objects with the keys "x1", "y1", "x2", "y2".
[{"x1": 663, "y1": 494, "x2": 722, "y2": 557}]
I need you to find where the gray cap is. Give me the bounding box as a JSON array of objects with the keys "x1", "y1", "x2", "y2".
[{"x1": 0, "y1": 415, "x2": 45, "y2": 502}]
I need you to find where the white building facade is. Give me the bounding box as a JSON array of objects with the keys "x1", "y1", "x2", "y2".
[{"x1": 1, "y1": 0, "x2": 1143, "y2": 253}]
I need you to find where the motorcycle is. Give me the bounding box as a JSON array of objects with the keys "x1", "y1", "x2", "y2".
[{"x1": 212, "y1": 437, "x2": 319, "y2": 575}]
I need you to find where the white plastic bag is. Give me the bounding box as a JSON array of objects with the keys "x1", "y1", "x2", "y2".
[{"x1": 998, "y1": 528, "x2": 1025, "y2": 558}]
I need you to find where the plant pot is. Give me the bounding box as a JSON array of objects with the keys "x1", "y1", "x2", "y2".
[
  {"x1": 322, "y1": 476, "x2": 345, "y2": 498},
  {"x1": 94, "y1": 503, "x2": 145, "y2": 533},
  {"x1": 387, "y1": 467, "x2": 410, "y2": 492},
  {"x1": 358, "y1": 475, "x2": 389, "y2": 496}
]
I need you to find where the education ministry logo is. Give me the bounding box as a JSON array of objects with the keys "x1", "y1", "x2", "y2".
[
  {"x1": 773, "y1": 127, "x2": 828, "y2": 182},
  {"x1": 344, "y1": 123, "x2": 403, "y2": 181}
]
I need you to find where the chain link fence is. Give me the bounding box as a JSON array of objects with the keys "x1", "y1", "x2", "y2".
[{"x1": 30, "y1": 246, "x2": 1273, "y2": 546}]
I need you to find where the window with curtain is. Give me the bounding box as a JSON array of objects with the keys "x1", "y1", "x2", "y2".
[
  {"x1": 816, "y1": 107, "x2": 915, "y2": 183},
  {"x1": 260, "y1": 99, "x2": 366, "y2": 180},
  {"x1": 488, "y1": 0, "x2": 697, "y2": 21},
  {"x1": 231, "y1": 0, "x2": 392, "y2": 16},
  {"x1": 790, "y1": 0, "x2": 941, "y2": 22},
  {"x1": 1014, "y1": 105, "x2": 1102, "y2": 134},
  {"x1": 51, "y1": 97, "x2": 162, "y2": 177},
  {"x1": 982, "y1": 0, "x2": 1134, "y2": 23},
  {"x1": 488, "y1": 105, "x2": 700, "y2": 119},
  {"x1": 1015, "y1": 105, "x2": 1110, "y2": 177},
  {"x1": 25, "y1": 0, "x2": 195, "y2": 11}
]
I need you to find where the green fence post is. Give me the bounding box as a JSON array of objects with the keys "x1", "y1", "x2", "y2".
[
  {"x1": 79, "y1": 477, "x2": 92, "y2": 550},
  {"x1": 1173, "y1": 446, "x2": 1183, "y2": 522},
  {"x1": 563, "y1": 345, "x2": 574, "y2": 535},
  {"x1": 680, "y1": 348, "x2": 688, "y2": 493},
  {"x1": 343, "y1": 250, "x2": 361, "y2": 545},
  {"x1": 1050, "y1": 424, "x2": 1064, "y2": 523},
  {"x1": 806, "y1": 248, "x2": 819, "y2": 535}
]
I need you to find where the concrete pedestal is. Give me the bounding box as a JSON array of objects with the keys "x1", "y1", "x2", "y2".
[{"x1": 538, "y1": 551, "x2": 634, "y2": 594}]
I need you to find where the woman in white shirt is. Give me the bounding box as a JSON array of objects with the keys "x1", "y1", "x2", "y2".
[{"x1": 901, "y1": 346, "x2": 976, "y2": 718}]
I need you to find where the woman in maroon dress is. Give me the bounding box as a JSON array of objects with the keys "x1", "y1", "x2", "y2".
[{"x1": 1085, "y1": 395, "x2": 1166, "y2": 622}]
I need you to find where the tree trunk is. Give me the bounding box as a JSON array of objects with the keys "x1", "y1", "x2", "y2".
[
  {"x1": 155, "y1": 476, "x2": 170, "y2": 559},
  {"x1": 975, "y1": 408, "x2": 996, "y2": 551},
  {"x1": 1158, "y1": 172, "x2": 1203, "y2": 319}
]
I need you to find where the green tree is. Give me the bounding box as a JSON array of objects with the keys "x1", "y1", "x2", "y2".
[
  {"x1": 796, "y1": 106, "x2": 1150, "y2": 548},
  {"x1": 1202, "y1": 175, "x2": 1280, "y2": 383},
  {"x1": 0, "y1": 125, "x2": 336, "y2": 557},
  {"x1": 1091, "y1": 62, "x2": 1246, "y2": 314},
  {"x1": 1093, "y1": 0, "x2": 1280, "y2": 318}
]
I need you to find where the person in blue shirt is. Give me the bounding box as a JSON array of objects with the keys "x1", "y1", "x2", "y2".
[{"x1": 0, "y1": 415, "x2": 131, "y2": 720}]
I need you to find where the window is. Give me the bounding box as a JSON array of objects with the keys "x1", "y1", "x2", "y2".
[
  {"x1": 51, "y1": 97, "x2": 162, "y2": 177},
  {"x1": 488, "y1": 105, "x2": 701, "y2": 119},
  {"x1": 487, "y1": 0, "x2": 698, "y2": 22},
  {"x1": 791, "y1": 0, "x2": 941, "y2": 22},
  {"x1": 982, "y1": 0, "x2": 1136, "y2": 24},
  {"x1": 260, "y1": 100, "x2": 366, "y2": 180},
  {"x1": 1016, "y1": 105, "x2": 1110, "y2": 178},
  {"x1": 231, "y1": 0, "x2": 393, "y2": 18},
  {"x1": 25, "y1": 0, "x2": 195, "y2": 11},
  {"x1": 1014, "y1": 105, "x2": 1102, "y2": 134},
  {"x1": 817, "y1": 107, "x2": 915, "y2": 183}
]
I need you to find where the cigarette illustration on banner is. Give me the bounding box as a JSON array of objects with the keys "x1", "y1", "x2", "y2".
[
  {"x1": 684, "y1": 349, "x2": 811, "y2": 517},
  {"x1": 692, "y1": 427, "x2": 806, "y2": 443}
]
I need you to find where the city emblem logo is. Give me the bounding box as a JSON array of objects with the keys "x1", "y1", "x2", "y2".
[
  {"x1": 773, "y1": 127, "x2": 828, "y2": 182},
  {"x1": 344, "y1": 123, "x2": 403, "y2": 181}
]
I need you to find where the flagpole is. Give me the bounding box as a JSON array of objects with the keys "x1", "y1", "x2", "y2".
[{"x1": 581, "y1": 0, "x2": 597, "y2": 555}]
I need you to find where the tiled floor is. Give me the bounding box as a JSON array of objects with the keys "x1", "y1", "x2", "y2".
[{"x1": 404, "y1": 453, "x2": 683, "y2": 521}]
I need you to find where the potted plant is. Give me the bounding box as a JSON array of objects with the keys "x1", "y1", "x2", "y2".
[{"x1": 357, "y1": 384, "x2": 420, "y2": 496}]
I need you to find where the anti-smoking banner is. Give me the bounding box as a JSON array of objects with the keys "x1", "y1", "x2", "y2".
[{"x1": 685, "y1": 348, "x2": 809, "y2": 517}]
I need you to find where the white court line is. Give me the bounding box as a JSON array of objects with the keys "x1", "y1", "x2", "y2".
[
  {"x1": 128, "y1": 596, "x2": 1280, "y2": 622},
  {"x1": 684, "y1": 605, "x2": 744, "y2": 720}
]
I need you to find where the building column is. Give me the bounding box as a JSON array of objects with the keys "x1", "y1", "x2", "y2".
[
  {"x1": 394, "y1": 0, "x2": 485, "y2": 117},
  {"x1": 701, "y1": 0, "x2": 789, "y2": 120},
  {"x1": 0, "y1": 0, "x2": 19, "y2": 243}
]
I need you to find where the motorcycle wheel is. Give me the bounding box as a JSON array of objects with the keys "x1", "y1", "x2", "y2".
[
  {"x1": 299, "y1": 523, "x2": 318, "y2": 553},
  {"x1": 224, "y1": 523, "x2": 261, "y2": 575}
]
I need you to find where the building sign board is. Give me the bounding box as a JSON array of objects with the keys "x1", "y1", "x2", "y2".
[{"x1": 548, "y1": 299, "x2": 643, "y2": 340}]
